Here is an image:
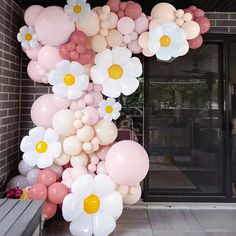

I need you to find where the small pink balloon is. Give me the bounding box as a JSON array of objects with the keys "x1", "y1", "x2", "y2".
[
  {"x1": 26, "y1": 46, "x2": 42, "y2": 60},
  {"x1": 135, "y1": 14, "x2": 149, "y2": 34},
  {"x1": 124, "y1": 34, "x2": 132, "y2": 44},
  {"x1": 71, "y1": 167, "x2": 87, "y2": 179},
  {"x1": 88, "y1": 163, "x2": 97, "y2": 172},
  {"x1": 24, "y1": 5, "x2": 44, "y2": 26},
  {"x1": 128, "y1": 40, "x2": 142, "y2": 54},
  {"x1": 106, "y1": 141, "x2": 149, "y2": 186},
  {"x1": 188, "y1": 34, "x2": 203, "y2": 49},
  {"x1": 96, "y1": 161, "x2": 107, "y2": 175},
  {"x1": 130, "y1": 32, "x2": 138, "y2": 40},
  {"x1": 70, "y1": 30, "x2": 88, "y2": 45},
  {"x1": 97, "y1": 146, "x2": 111, "y2": 161},
  {"x1": 125, "y1": 2, "x2": 142, "y2": 20},
  {"x1": 117, "y1": 10, "x2": 125, "y2": 18},
  {"x1": 79, "y1": 50, "x2": 94, "y2": 65},
  {"x1": 189, "y1": 5, "x2": 198, "y2": 11},
  {"x1": 107, "y1": 0, "x2": 121, "y2": 13},
  {"x1": 193, "y1": 9, "x2": 205, "y2": 18},
  {"x1": 59, "y1": 46, "x2": 70, "y2": 60},
  {"x1": 120, "y1": 2, "x2": 127, "y2": 10},
  {"x1": 118, "y1": 17, "x2": 135, "y2": 35},
  {"x1": 91, "y1": 156, "x2": 99, "y2": 165},
  {"x1": 27, "y1": 60, "x2": 47, "y2": 83},
  {"x1": 138, "y1": 32, "x2": 149, "y2": 48},
  {"x1": 70, "y1": 51, "x2": 80, "y2": 60},
  {"x1": 66, "y1": 42, "x2": 76, "y2": 51},
  {"x1": 81, "y1": 106, "x2": 99, "y2": 125},
  {"x1": 31, "y1": 94, "x2": 70, "y2": 128},
  {"x1": 76, "y1": 44, "x2": 86, "y2": 53},
  {"x1": 194, "y1": 16, "x2": 211, "y2": 34},
  {"x1": 38, "y1": 45, "x2": 63, "y2": 71}
]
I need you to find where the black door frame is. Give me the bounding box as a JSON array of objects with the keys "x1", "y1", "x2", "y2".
[{"x1": 143, "y1": 34, "x2": 235, "y2": 202}]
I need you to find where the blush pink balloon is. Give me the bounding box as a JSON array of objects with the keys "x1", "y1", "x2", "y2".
[
  {"x1": 96, "y1": 161, "x2": 107, "y2": 174},
  {"x1": 125, "y1": 2, "x2": 142, "y2": 20},
  {"x1": 128, "y1": 40, "x2": 142, "y2": 54},
  {"x1": 31, "y1": 94, "x2": 70, "y2": 128},
  {"x1": 106, "y1": 140, "x2": 149, "y2": 186},
  {"x1": 189, "y1": 5, "x2": 198, "y2": 11},
  {"x1": 188, "y1": 34, "x2": 203, "y2": 49},
  {"x1": 48, "y1": 183, "x2": 68, "y2": 204},
  {"x1": 117, "y1": 17, "x2": 135, "y2": 35},
  {"x1": 27, "y1": 60, "x2": 47, "y2": 83},
  {"x1": 38, "y1": 45, "x2": 63, "y2": 71},
  {"x1": 81, "y1": 106, "x2": 99, "y2": 125},
  {"x1": 26, "y1": 46, "x2": 42, "y2": 60},
  {"x1": 135, "y1": 14, "x2": 149, "y2": 34},
  {"x1": 28, "y1": 183, "x2": 47, "y2": 200},
  {"x1": 194, "y1": 16, "x2": 211, "y2": 34},
  {"x1": 43, "y1": 201, "x2": 57, "y2": 220},
  {"x1": 107, "y1": 0, "x2": 121, "y2": 12},
  {"x1": 35, "y1": 6, "x2": 75, "y2": 46},
  {"x1": 120, "y1": 2, "x2": 127, "y2": 10},
  {"x1": 24, "y1": 5, "x2": 44, "y2": 26}
]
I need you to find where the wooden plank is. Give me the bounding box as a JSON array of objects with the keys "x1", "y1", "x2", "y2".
[
  {"x1": 6, "y1": 200, "x2": 44, "y2": 236},
  {"x1": 0, "y1": 198, "x2": 7, "y2": 207},
  {"x1": 0, "y1": 200, "x2": 32, "y2": 235},
  {"x1": 0, "y1": 199, "x2": 19, "y2": 223}
]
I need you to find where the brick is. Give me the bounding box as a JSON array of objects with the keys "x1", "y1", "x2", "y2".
[{"x1": 216, "y1": 20, "x2": 236, "y2": 26}]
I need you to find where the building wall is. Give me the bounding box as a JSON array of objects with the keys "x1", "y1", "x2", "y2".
[{"x1": 0, "y1": 0, "x2": 23, "y2": 185}]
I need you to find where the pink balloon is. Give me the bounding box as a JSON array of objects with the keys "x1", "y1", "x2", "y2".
[
  {"x1": 28, "y1": 183, "x2": 47, "y2": 200},
  {"x1": 106, "y1": 140, "x2": 149, "y2": 186},
  {"x1": 135, "y1": 13, "x2": 149, "y2": 34},
  {"x1": 107, "y1": 0, "x2": 121, "y2": 13},
  {"x1": 97, "y1": 145, "x2": 111, "y2": 161},
  {"x1": 66, "y1": 42, "x2": 76, "y2": 51},
  {"x1": 79, "y1": 49, "x2": 94, "y2": 65},
  {"x1": 117, "y1": 10, "x2": 125, "y2": 18},
  {"x1": 70, "y1": 51, "x2": 79, "y2": 60},
  {"x1": 188, "y1": 34, "x2": 203, "y2": 49},
  {"x1": 70, "y1": 30, "x2": 88, "y2": 45},
  {"x1": 117, "y1": 17, "x2": 135, "y2": 35},
  {"x1": 37, "y1": 169, "x2": 57, "y2": 187},
  {"x1": 193, "y1": 9, "x2": 205, "y2": 18},
  {"x1": 96, "y1": 161, "x2": 107, "y2": 175},
  {"x1": 38, "y1": 45, "x2": 62, "y2": 71},
  {"x1": 31, "y1": 94, "x2": 70, "y2": 128},
  {"x1": 194, "y1": 17, "x2": 211, "y2": 34},
  {"x1": 120, "y1": 2, "x2": 127, "y2": 10},
  {"x1": 48, "y1": 183, "x2": 68, "y2": 204},
  {"x1": 27, "y1": 60, "x2": 47, "y2": 83},
  {"x1": 26, "y1": 46, "x2": 42, "y2": 60},
  {"x1": 81, "y1": 106, "x2": 99, "y2": 125},
  {"x1": 76, "y1": 44, "x2": 86, "y2": 53},
  {"x1": 24, "y1": 5, "x2": 44, "y2": 26},
  {"x1": 128, "y1": 40, "x2": 142, "y2": 54},
  {"x1": 125, "y1": 2, "x2": 142, "y2": 20},
  {"x1": 59, "y1": 46, "x2": 70, "y2": 60},
  {"x1": 189, "y1": 5, "x2": 198, "y2": 11},
  {"x1": 35, "y1": 6, "x2": 75, "y2": 46},
  {"x1": 43, "y1": 201, "x2": 57, "y2": 220}
]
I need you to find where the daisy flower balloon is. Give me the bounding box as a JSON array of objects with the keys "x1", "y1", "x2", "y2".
[
  {"x1": 148, "y1": 21, "x2": 188, "y2": 61},
  {"x1": 20, "y1": 127, "x2": 62, "y2": 169},
  {"x1": 62, "y1": 174, "x2": 123, "y2": 236},
  {"x1": 64, "y1": 0, "x2": 91, "y2": 22},
  {"x1": 17, "y1": 26, "x2": 39, "y2": 49},
  {"x1": 48, "y1": 60, "x2": 89, "y2": 100},
  {"x1": 98, "y1": 98, "x2": 122, "y2": 122},
  {"x1": 91, "y1": 47, "x2": 142, "y2": 98}
]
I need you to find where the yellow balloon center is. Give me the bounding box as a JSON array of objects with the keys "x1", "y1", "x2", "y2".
[
  {"x1": 64, "y1": 74, "x2": 76, "y2": 86},
  {"x1": 160, "y1": 35, "x2": 171, "y2": 47},
  {"x1": 106, "y1": 105, "x2": 113, "y2": 113},
  {"x1": 25, "y1": 33, "x2": 32, "y2": 41},
  {"x1": 35, "y1": 141, "x2": 48, "y2": 154},
  {"x1": 84, "y1": 194, "x2": 100, "y2": 214},
  {"x1": 73, "y1": 5, "x2": 82, "y2": 14},
  {"x1": 108, "y1": 64, "x2": 123, "y2": 80}
]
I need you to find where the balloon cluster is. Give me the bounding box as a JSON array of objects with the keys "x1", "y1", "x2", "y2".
[{"x1": 11, "y1": 0, "x2": 211, "y2": 235}]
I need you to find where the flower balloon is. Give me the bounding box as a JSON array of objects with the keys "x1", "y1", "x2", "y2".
[
  {"x1": 17, "y1": 26, "x2": 39, "y2": 49},
  {"x1": 98, "y1": 97, "x2": 122, "y2": 121},
  {"x1": 91, "y1": 47, "x2": 142, "y2": 98},
  {"x1": 64, "y1": 0, "x2": 91, "y2": 22},
  {"x1": 48, "y1": 60, "x2": 89, "y2": 100},
  {"x1": 62, "y1": 174, "x2": 123, "y2": 236},
  {"x1": 20, "y1": 127, "x2": 62, "y2": 168},
  {"x1": 148, "y1": 21, "x2": 188, "y2": 61}
]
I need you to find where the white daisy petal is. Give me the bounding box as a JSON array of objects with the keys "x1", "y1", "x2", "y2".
[
  {"x1": 67, "y1": 0, "x2": 77, "y2": 5},
  {"x1": 62, "y1": 194, "x2": 83, "y2": 222},
  {"x1": 71, "y1": 174, "x2": 94, "y2": 198},
  {"x1": 29, "y1": 127, "x2": 45, "y2": 140},
  {"x1": 112, "y1": 111, "x2": 120, "y2": 120},
  {"x1": 37, "y1": 155, "x2": 53, "y2": 168},
  {"x1": 20, "y1": 136, "x2": 36, "y2": 152},
  {"x1": 94, "y1": 49, "x2": 113, "y2": 68},
  {"x1": 22, "y1": 41, "x2": 30, "y2": 49},
  {"x1": 93, "y1": 212, "x2": 116, "y2": 236},
  {"x1": 98, "y1": 108, "x2": 106, "y2": 117},
  {"x1": 156, "y1": 47, "x2": 172, "y2": 61},
  {"x1": 46, "y1": 142, "x2": 62, "y2": 158},
  {"x1": 104, "y1": 114, "x2": 113, "y2": 122},
  {"x1": 113, "y1": 102, "x2": 122, "y2": 111},
  {"x1": 71, "y1": 61, "x2": 85, "y2": 76},
  {"x1": 162, "y1": 22, "x2": 177, "y2": 35},
  {"x1": 52, "y1": 83, "x2": 68, "y2": 98},
  {"x1": 70, "y1": 213, "x2": 92, "y2": 236},
  {"x1": 91, "y1": 66, "x2": 109, "y2": 85},
  {"x1": 94, "y1": 175, "x2": 115, "y2": 197},
  {"x1": 148, "y1": 39, "x2": 160, "y2": 54},
  {"x1": 44, "y1": 128, "x2": 59, "y2": 143},
  {"x1": 67, "y1": 85, "x2": 83, "y2": 100},
  {"x1": 77, "y1": 0, "x2": 87, "y2": 4},
  {"x1": 106, "y1": 97, "x2": 115, "y2": 106},
  {"x1": 22, "y1": 151, "x2": 38, "y2": 167},
  {"x1": 123, "y1": 57, "x2": 142, "y2": 78},
  {"x1": 76, "y1": 74, "x2": 89, "y2": 90},
  {"x1": 113, "y1": 47, "x2": 132, "y2": 65},
  {"x1": 102, "y1": 80, "x2": 121, "y2": 98},
  {"x1": 100, "y1": 192, "x2": 123, "y2": 219},
  {"x1": 119, "y1": 77, "x2": 139, "y2": 96}
]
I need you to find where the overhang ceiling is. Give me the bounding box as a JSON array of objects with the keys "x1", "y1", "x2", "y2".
[{"x1": 14, "y1": 0, "x2": 236, "y2": 12}]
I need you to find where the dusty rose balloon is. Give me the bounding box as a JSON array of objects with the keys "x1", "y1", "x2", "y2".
[
  {"x1": 76, "y1": 44, "x2": 86, "y2": 53},
  {"x1": 189, "y1": 5, "x2": 198, "y2": 11},
  {"x1": 24, "y1": 5, "x2": 44, "y2": 26},
  {"x1": 31, "y1": 94, "x2": 70, "y2": 128},
  {"x1": 27, "y1": 60, "x2": 47, "y2": 83},
  {"x1": 26, "y1": 46, "x2": 42, "y2": 60},
  {"x1": 117, "y1": 17, "x2": 135, "y2": 35},
  {"x1": 188, "y1": 34, "x2": 203, "y2": 49},
  {"x1": 35, "y1": 6, "x2": 75, "y2": 46},
  {"x1": 70, "y1": 30, "x2": 88, "y2": 45},
  {"x1": 38, "y1": 45, "x2": 62, "y2": 71},
  {"x1": 28, "y1": 183, "x2": 47, "y2": 200},
  {"x1": 107, "y1": 30, "x2": 123, "y2": 47},
  {"x1": 91, "y1": 35, "x2": 107, "y2": 53},
  {"x1": 79, "y1": 50, "x2": 94, "y2": 65},
  {"x1": 193, "y1": 9, "x2": 205, "y2": 18},
  {"x1": 48, "y1": 182, "x2": 68, "y2": 204},
  {"x1": 125, "y1": 2, "x2": 142, "y2": 20},
  {"x1": 76, "y1": 11, "x2": 100, "y2": 37},
  {"x1": 135, "y1": 14, "x2": 149, "y2": 34},
  {"x1": 194, "y1": 16, "x2": 211, "y2": 34},
  {"x1": 108, "y1": 12, "x2": 119, "y2": 29},
  {"x1": 70, "y1": 51, "x2": 79, "y2": 60},
  {"x1": 107, "y1": 0, "x2": 120, "y2": 13},
  {"x1": 181, "y1": 21, "x2": 200, "y2": 40},
  {"x1": 151, "y1": 3, "x2": 176, "y2": 21},
  {"x1": 43, "y1": 201, "x2": 57, "y2": 220},
  {"x1": 37, "y1": 169, "x2": 57, "y2": 187},
  {"x1": 106, "y1": 140, "x2": 149, "y2": 186},
  {"x1": 117, "y1": 10, "x2": 125, "y2": 18}
]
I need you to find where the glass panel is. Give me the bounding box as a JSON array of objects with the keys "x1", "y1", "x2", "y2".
[{"x1": 146, "y1": 44, "x2": 223, "y2": 193}]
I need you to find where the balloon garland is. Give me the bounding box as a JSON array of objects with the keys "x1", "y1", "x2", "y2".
[{"x1": 9, "y1": 0, "x2": 210, "y2": 235}]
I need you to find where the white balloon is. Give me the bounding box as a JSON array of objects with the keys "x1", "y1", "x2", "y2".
[
  {"x1": 71, "y1": 153, "x2": 89, "y2": 167},
  {"x1": 77, "y1": 125, "x2": 95, "y2": 142},
  {"x1": 63, "y1": 136, "x2": 83, "y2": 156},
  {"x1": 54, "y1": 152, "x2": 71, "y2": 166},
  {"x1": 26, "y1": 169, "x2": 41, "y2": 185},
  {"x1": 18, "y1": 160, "x2": 34, "y2": 176}
]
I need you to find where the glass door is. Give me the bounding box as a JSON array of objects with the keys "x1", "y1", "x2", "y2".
[{"x1": 143, "y1": 39, "x2": 230, "y2": 201}]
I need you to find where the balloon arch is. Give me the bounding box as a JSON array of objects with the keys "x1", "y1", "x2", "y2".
[{"x1": 7, "y1": 0, "x2": 210, "y2": 235}]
